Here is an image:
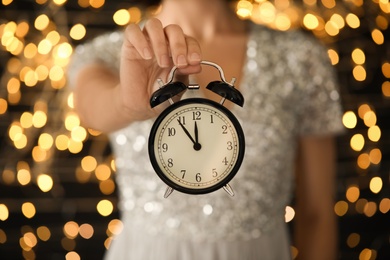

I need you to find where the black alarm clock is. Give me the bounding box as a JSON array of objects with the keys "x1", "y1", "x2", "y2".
[{"x1": 148, "y1": 61, "x2": 245, "y2": 198}]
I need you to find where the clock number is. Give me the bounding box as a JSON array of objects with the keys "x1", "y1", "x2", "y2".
[
  {"x1": 227, "y1": 141, "x2": 233, "y2": 150},
  {"x1": 161, "y1": 143, "x2": 168, "y2": 152},
  {"x1": 192, "y1": 111, "x2": 201, "y2": 120},
  {"x1": 222, "y1": 125, "x2": 228, "y2": 134},
  {"x1": 210, "y1": 115, "x2": 214, "y2": 124},
  {"x1": 181, "y1": 170, "x2": 186, "y2": 179},
  {"x1": 212, "y1": 168, "x2": 218, "y2": 177},
  {"x1": 178, "y1": 116, "x2": 186, "y2": 125},
  {"x1": 195, "y1": 173, "x2": 202, "y2": 182},
  {"x1": 168, "y1": 127, "x2": 176, "y2": 136},
  {"x1": 222, "y1": 157, "x2": 229, "y2": 166},
  {"x1": 167, "y1": 158, "x2": 173, "y2": 167}
]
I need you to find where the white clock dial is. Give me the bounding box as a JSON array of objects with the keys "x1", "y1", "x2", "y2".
[{"x1": 149, "y1": 98, "x2": 245, "y2": 194}]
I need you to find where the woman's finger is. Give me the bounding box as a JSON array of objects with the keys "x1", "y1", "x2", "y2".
[
  {"x1": 143, "y1": 18, "x2": 171, "y2": 68},
  {"x1": 123, "y1": 23, "x2": 152, "y2": 60},
  {"x1": 164, "y1": 24, "x2": 189, "y2": 68}
]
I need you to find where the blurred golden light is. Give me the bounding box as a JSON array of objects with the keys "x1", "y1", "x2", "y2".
[
  {"x1": 55, "y1": 134, "x2": 69, "y2": 151},
  {"x1": 303, "y1": 13, "x2": 319, "y2": 30},
  {"x1": 65, "y1": 251, "x2": 81, "y2": 260},
  {"x1": 64, "y1": 221, "x2": 79, "y2": 239},
  {"x1": 376, "y1": 15, "x2": 388, "y2": 30},
  {"x1": 56, "y1": 42, "x2": 73, "y2": 59},
  {"x1": 37, "y1": 39, "x2": 52, "y2": 55},
  {"x1": 342, "y1": 111, "x2": 357, "y2": 129},
  {"x1": 352, "y1": 65, "x2": 366, "y2": 81},
  {"x1": 65, "y1": 113, "x2": 80, "y2": 131},
  {"x1": 107, "y1": 219, "x2": 124, "y2": 236},
  {"x1": 17, "y1": 169, "x2": 31, "y2": 185},
  {"x1": 71, "y1": 126, "x2": 87, "y2": 142},
  {"x1": 2, "y1": 169, "x2": 15, "y2": 185},
  {"x1": 379, "y1": 198, "x2": 390, "y2": 214},
  {"x1": 363, "y1": 110, "x2": 376, "y2": 127},
  {"x1": 35, "y1": 65, "x2": 49, "y2": 81},
  {"x1": 9, "y1": 123, "x2": 23, "y2": 141},
  {"x1": 369, "y1": 177, "x2": 383, "y2": 194},
  {"x1": 7, "y1": 77, "x2": 20, "y2": 94},
  {"x1": 81, "y1": 156, "x2": 97, "y2": 172},
  {"x1": 325, "y1": 20, "x2": 339, "y2": 36},
  {"x1": 346, "y1": 185, "x2": 360, "y2": 203},
  {"x1": 236, "y1": 0, "x2": 253, "y2": 18},
  {"x1": 79, "y1": 223, "x2": 94, "y2": 239},
  {"x1": 24, "y1": 69, "x2": 38, "y2": 87},
  {"x1": 0, "y1": 98, "x2": 8, "y2": 114},
  {"x1": 23, "y1": 232, "x2": 38, "y2": 248},
  {"x1": 16, "y1": 21, "x2": 29, "y2": 38},
  {"x1": 49, "y1": 65, "x2": 65, "y2": 81},
  {"x1": 128, "y1": 7, "x2": 142, "y2": 23},
  {"x1": 38, "y1": 133, "x2": 54, "y2": 150},
  {"x1": 67, "y1": 92, "x2": 74, "y2": 108},
  {"x1": 258, "y1": 2, "x2": 276, "y2": 23},
  {"x1": 382, "y1": 81, "x2": 390, "y2": 97},
  {"x1": 32, "y1": 146, "x2": 48, "y2": 162},
  {"x1": 21, "y1": 202, "x2": 36, "y2": 219},
  {"x1": 53, "y1": 0, "x2": 67, "y2": 5},
  {"x1": 24, "y1": 43, "x2": 38, "y2": 59},
  {"x1": 37, "y1": 226, "x2": 51, "y2": 241},
  {"x1": 62, "y1": 238, "x2": 76, "y2": 251},
  {"x1": 75, "y1": 167, "x2": 92, "y2": 183},
  {"x1": 95, "y1": 164, "x2": 111, "y2": 181},
  {"x1": 382, "y1": 62, "x2": 390, "y2": 78},
  {"x1": 113, "y1": 9, "x2": 131, "y2": 26},
  {"x1": 32, "y1": 111, "x2": 47, "y2": 128},
  {"x1": 99, "y1": 179, "x2": 115, "y2": 195},
  {"x1": 90, "y1": 0, "x2": 105, "y2": 9},
  {"x1": 363, "y1": 201, "x2": 377, "y2": 217},
  {"x1": 327, "y1": 49, "x2": 339, "y2": 65},
  {"x1": 34, "y1": 14, "x2": 50, "y2": 31},
  {"x1": 321, "y1": 0, "x2": 336, "y2": 9},
  {"x1": 14, "y1": 133, "x2": 28, "y2": 149},
  {"x1": 97, "y1": 200, "x2": 114, "y2": 217},
  {"x1": 358, "y1": 103, "x2": 371, "y2": 119},
  {"x1": 0, "y1": 204, "x2": 9, "y2": 221},
  {"x1": 367, "y1": 125, "x2": 381, "y2": 142},
  {"x1": 351, "y1": 48, "x2": 365, "y2": 65},
  {"x1": 355, "y1": 199, "x2": 367, "y2": 213},
  {"x1": 369, "y1": 148, "x2": 382, "y2": 164},
  {"x1": 68, "y1": 139, "x2": 83, "y2": 154},
  {"x1": 284, "y1": 206, "x2": 295, "y2": 222},
  {"x1": 350, "y1": 134, "x2": 364, "y2": 151},
  {"x1": 0, "y1": 229, "x2": 7, "y2": 244},
  {"x1": 334, "y1": 200, "x2": 348, "y2": 216},
  {"x1": 347, "y1": 233, "x2": 360, "y2": 248},
  {"x1": 2, "y1": 0, "x2": 13, "y2": 5},
  {"x1": 275, "y1": 14, "x2": 291, "y2": 31},
  {"x1": 70, "y1": 23, "x2": 86, "y2": 40},
  {"x1": 346, "y1": 13, "x2": 360, "y2": 28},
  {"x1": 37, "y1": 174, "x2": 54, "y2": 192},
  {"x1": 357, "y1": 153, "x2": 370, "y2": 169},
  {"x1": 330, "y1": 13, "x2": 345, "y2": 29},
  {"x1": 371, "y1": 29, "x2": 384, "y2": 45},
  {"x1": 46, "y1": 30, "x2": 60, "y2": 45}
]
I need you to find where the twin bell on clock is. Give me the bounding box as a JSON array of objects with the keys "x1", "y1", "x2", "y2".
[{"x1": 148, "y1": 61, "x2": 245, "y2": 198}]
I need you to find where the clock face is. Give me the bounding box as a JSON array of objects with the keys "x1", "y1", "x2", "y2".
[{"x1": 148, "y1": 98, "x2": 245, "y2": 195}]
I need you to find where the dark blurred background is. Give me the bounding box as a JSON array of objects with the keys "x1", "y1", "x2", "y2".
[{"x1": 0, "y1": 0, "x2": 389, "y2": 259}]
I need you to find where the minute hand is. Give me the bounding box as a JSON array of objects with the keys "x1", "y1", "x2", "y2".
[{"x1": 177, "y1": 119, "x2": 196, "y2": 145}]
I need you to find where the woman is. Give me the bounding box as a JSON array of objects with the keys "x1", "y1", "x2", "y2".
[{"x1": 69, "y1": 0, "x2": 344, "y2": 259}]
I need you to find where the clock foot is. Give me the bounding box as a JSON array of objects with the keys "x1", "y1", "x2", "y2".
[
  {"x1": 223, "y1": 184, "x2": 235, "y2": 197},
  {"x1": 164, "y1": 186, "x2": 174, "y2": 198}
]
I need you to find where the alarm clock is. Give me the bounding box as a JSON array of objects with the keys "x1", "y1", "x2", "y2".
[{"x1": 148, "y1": 61, "x2": 245, "y2": 198}]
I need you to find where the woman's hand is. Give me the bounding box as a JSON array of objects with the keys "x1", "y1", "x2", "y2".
[{"x1": 118, "y1": 18, "x2": 202, "y2": 121}]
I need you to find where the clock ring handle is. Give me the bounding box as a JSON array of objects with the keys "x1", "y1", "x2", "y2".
[{"x1": 163, "y1": 60, "x2": 235, "y2": 86}]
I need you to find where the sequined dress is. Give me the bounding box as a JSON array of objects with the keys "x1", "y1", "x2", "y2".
[{"x1": 69, "y1": 23, "x2": 344, "y2": 260}]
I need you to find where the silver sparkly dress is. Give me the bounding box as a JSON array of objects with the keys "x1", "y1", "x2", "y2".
[{"x1": 69, "y1": 23, "x2": 344, "y2": 260}]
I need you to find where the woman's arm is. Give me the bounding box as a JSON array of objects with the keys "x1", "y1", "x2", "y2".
[{"x1": 294, "y1": 135, "x2": 338, "y2": 260}]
